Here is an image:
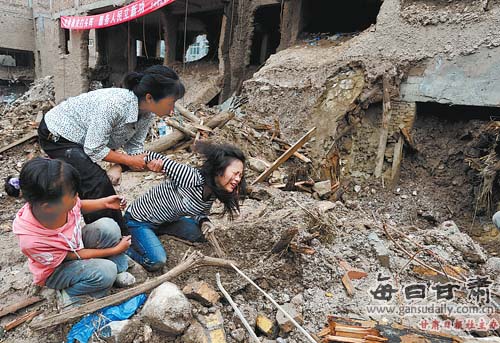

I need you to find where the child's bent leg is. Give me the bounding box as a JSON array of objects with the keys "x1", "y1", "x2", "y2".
[
  {"x1": 45, "y1": 259, "x2": 117, "y2": 299},
  {"x1": 157, "y1": 217, "x2": 204, "y2": 242},
  {"x1": 82, "y1": 217, "x2": 128, "y2": 273},
  {"x1": 125, "y1": 215, "x2": 167, "y2": 272}
]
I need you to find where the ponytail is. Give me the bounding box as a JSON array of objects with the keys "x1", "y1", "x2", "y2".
[{"x1": 122, "y1": 65, "x2": 185, "y2": 102}]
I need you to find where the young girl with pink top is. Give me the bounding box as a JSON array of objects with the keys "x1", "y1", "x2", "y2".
[{"x1": 12, "y1": 157, "x2": 135, "y2": 306}]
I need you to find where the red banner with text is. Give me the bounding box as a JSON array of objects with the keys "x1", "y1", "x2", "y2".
[{"x1": 60, "y1": 0, "x2": 176, "y2": 30}]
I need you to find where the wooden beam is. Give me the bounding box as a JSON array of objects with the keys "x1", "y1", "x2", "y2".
[
  {"x1": 252, "y1": 127, "x2": 316, "y2": 185},
  {"x1": 390, "y1": 135, "x2": 403, "y2": 187},
  {"x1": 30, "y1": 252, "x2": 236, "y2": 330},
  {"x1": 374, "y1": 76, "x2": 392, "y2": 178},
  {"x1": 175, "y1": 103, "x2": 202, "y2": 123},
  {"x1": 4, "y1": 310, "x2": 41, "y2": 332},
  {"x1": 0, "y1": 131, "x2": 38, "y2": 154},
  {"x1": 165, "y1": 118, "x2": 197, "y2": 138},
  {"x1": 0, "y1": 296, "x2": 43, "y2": 319},
  {"x1": 145, "y1": 111, "x2": 235, "y2": 152}
]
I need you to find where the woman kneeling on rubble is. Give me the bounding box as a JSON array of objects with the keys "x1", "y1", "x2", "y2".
[
  {"x1": 38, "y1": 65, "x2": 185, "y2": 235},
  {"x1": 124, "y1": 141, "x2": 246, "y2": 271}
]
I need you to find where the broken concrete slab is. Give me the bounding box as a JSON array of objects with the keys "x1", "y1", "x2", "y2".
[
  {"x1": 367, "y1": 232, "x2": 391, "y2": 268},
  {"x1": 437, "y1": 221, "x2": 488, "y2": 263},
  {"x1": 312, "y1": 180, "x2": 332, "y2": 199},
  {"x1": 140, "y1": 281, "x2": 192, "y2": 335},
  {"x1": 276, "y1": 302, "x2": 303, "y2": 334},
  {"x1": 183, "y1": 281, "x2": 221, "y2": 307}
]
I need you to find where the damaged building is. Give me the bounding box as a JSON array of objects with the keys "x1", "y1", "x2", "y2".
[{"x1": 0, "y1": 0, "x2": 499, "y2": 342}]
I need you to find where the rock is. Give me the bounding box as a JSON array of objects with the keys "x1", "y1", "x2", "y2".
[
  {"x1": 248, "y1": 157, "x2": 270, "y2": 173},
  {"x1": 367, "y1": 232, "x2": 391, "y2": 268},
  {"x1": 312, "y1": 180, "x2": 332, "y2": 199},
  {"x1": 100, "y1": 319, "x2": 139, "y2": 343},
  {"x1": 290, "y1": 293, "x2": 303, "y2": 308},
  {"x1": 230, "y1": 328, "x2": 246, "y2": 342},
  {"x1": 140, "y1": 282, "x2": 192, "y2": 335},
  {"x1": 248, "y1": 186, "x2": 273, "y2": 201},
  {"x1": 485, "y1": 257, "x2": 500, "y2": 282},
  {"x1": 183, "y1": 310, "x2": 226, "y2": 343},
  {"x1": 354, "y1": 185, "x2": 361, "y2": 193},
  {"x1": 183, "y1": 320, "x2": 208, "y2": 343},
  {"x1": 256, "y1": 314, "x2": 275, "y2": 336},
  {"x1": 316, "y1": 201, "x2": 336, "y2": 213},
  {"x1": 183, "y1": 281, "x2": 221, "y2": 306},
  {"x1": 233, "y1": 304, "x2": 257, "y2": 328},
  {"x1": 276, "y1": 303, "x2": 303, "y2": 334},
  {"x1": 437, "y1": 221, "x2": 487, "y2": 263}
]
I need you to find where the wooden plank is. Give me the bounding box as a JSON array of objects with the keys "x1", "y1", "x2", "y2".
[
  {"x1": 390, "y1": 135, "x2": 403, "y2": 187},
  {"x1": 374, "y1": 76, "x2": 392, "y2": 178},
  {"x1": 325, "y1": 335, "x2": 365, "y2": 343},
  {"x1": 252, "y1": 127, "x2": 316, "y2": 185},
  {"x1": 4, "y1": 310, "x2": 41, "y2": 331},
  {"x1": 341, "y1": 273, "x2": 355, "y2": 296},
  {"x1": 0, "y1": 296, "x2": 43, "y2": 318},
  {"x1": 0, "y1": 131, "x2": 38, "y2": 154}
]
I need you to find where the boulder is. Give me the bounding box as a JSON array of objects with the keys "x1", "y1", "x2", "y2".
[{"x1": 140, "y1": 282, "x2": 192, "y2": 335}]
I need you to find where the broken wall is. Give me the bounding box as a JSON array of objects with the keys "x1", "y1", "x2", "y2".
[{"x1": 0, "y1": 0, "x2": 35, "y2": 81}]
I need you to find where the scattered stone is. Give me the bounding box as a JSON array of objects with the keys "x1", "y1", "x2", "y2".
[
  {"x1": 140, "y1": 282, "x2": 192, "y2": 335},
  {"x1": 412, "y1": 190, "x2": 417, "y2": 196},
  {"x1": 316, "y1": 201, "x2": 336, "y2": 213},
  {"x1": 183, "y1": 310, "x2": 227, "y2": 343},
  {"x1": 230, "y1": 328, "x2": 246, "y2": 342},
  {"x1": 276, "y1": 303, "x2": 303, "y2": 334},
  {"x1": 182, "y1": 320, "x2": 207, "y2": 343},
  {"x1": 312, "y1": 180, "x2": 332, "y2": 199},
  {"x1": 354, "y1": 185, "x2": 361, "y2": 193},
  {"x1": 248, "y1": 157, "x2": 270, "y2": 173},
  {"x1": 100, "y1": 319, "x2": 140, "y2": 343},
  {"x1": 233, "y1": 304, "x2": 258, "y2": 328},
  {"x1": 367, "y1": 232, "x2": 391, "y2": 268},
  {"x1": 256, "y1": 314, "x2": 275, "y2": 336},
  {"x1": 436, "y1": 221, "x2": 487, "y2": 263},
  {"x1": 183, "y1": 281, "x2": 221, "y2": 306}
]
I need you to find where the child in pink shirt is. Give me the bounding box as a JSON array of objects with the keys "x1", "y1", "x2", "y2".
[{"x1": 13, "y1": 157, "x2": 135, "y2": 306}]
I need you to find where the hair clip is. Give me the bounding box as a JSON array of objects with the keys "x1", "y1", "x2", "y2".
[{"x1": 8, "y1": 177, "x2": 20, "y2": 190}]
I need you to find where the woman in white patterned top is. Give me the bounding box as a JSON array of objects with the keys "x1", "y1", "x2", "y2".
[{"x1": 38, "y1": 65, "x2": 185, "y2": 235}]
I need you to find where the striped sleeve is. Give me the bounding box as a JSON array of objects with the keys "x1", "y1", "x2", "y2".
[{"x1": 146, "y1": 151, "x2": 201, "y2": 187}]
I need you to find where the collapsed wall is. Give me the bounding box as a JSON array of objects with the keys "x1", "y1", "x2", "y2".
[{"x1": 240, "y1": 0, "x2": 500, "y2": 236}]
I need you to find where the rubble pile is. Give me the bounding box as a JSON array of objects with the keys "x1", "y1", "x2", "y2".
[{"x1": 0, "y1": 76, "x2": 55, "y2": 148}]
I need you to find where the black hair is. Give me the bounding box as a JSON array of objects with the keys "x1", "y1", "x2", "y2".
[
  {"x1": 4, "y1": 176, "x2": 21, "y2": 197},
  {"x1": 195, "y1": 141, "x2": 247, "y2": 220},
  {"x1": 19, "y1": 157, "x2": 81, "y2": 206},
  {"x1": 122, "y1": 65, "x2": 185, "y2": 102}
]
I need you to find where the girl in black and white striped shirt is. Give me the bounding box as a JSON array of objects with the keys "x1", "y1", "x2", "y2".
[{"x1": 125, "y1": 142, "x2": 246, "y2": 271}]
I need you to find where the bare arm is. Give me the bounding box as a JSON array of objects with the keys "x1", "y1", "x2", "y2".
[
  {"x1": 103, "y1": 150, "x2": 146, "y2": 170},
  {"x1": 81, "y1": 196, "x2": 126, "y2": 214}
]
